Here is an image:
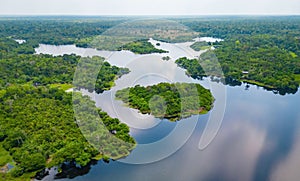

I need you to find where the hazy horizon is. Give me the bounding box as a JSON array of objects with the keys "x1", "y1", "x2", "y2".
[{"x1": 0, "y1": 0, "x2": 300, "y2": 16}]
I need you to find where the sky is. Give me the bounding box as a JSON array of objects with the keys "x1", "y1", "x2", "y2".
[{"x1": 0, "y1": 0, "x2": 300, "y2": 16}]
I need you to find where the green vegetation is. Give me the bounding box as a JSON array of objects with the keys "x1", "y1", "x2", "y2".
[
  {"x1": 207, "y1": 35, "x2": 300, "y2": 94},
  {"x1": 162, "y1": 56, "x2": 171, "y2": 61},
  {"x1": 0, "y1": 38, "x2": 129, "y2": 93},
  {"x1": 77, "y1": 35, "x2": 137, "y2": 51},
  {"x1": 0, "y1": 172, "x2": 33, "y2": 181},
  {"x1": 0, "y1": 17, "x2": 197, "y2": 51},
  {"x1": 73, "y1": 93, "x2": 136, "y2": 159},
  {"x1": 0, "y1": 85, "x2": 135, "y2": 179},
  {"x1": 73, "y1": 56, "x2": 130, "y2": 93},
  {"x1": 177, "y1": 17, "x2": 300, "y2": 95},
  {"x1": 176, "y1": 41, "x2": 300, "y2": 95},
  {"x1": 0, "y1": 52, "x2": 77, "y2": 88},
  {"x1": 115, "y1": 83, "x2": 214, "y2": 121},
  {"x1": 0, "y1": 17, "x2": 125, "y2": 47},
  {"x1": 295, "y1": 74, "x2": 300, "y2": 84},
  {"x1": 175, "y1": 57, "x2": 206, "y2": 79},
  {"x1": 49, "y1": 83, "x2": 73, "y2": 91},
  {"x1": 119, "y1": 39, "x2": 167, "y2": 54},
  {"x1": 181, "y1": 16, "x2": 300, "y2": 41},
  {"x1": 1, "y1": 15, "x2": 300, "y2": 180},
  {"x1": 0, "y1": 143, "x2": 12, "y2": 167},
  {"x1": 0, "y1": 22, "x2": 133, "y2": 180},
  {"x1": 190, "y1": 41, "x2": 211, "y2": 51}
]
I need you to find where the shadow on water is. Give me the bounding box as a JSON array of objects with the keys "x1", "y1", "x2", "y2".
[
  {"x1": 55, "y1": 161, "x2": 99, "y2": 179},
  {"x1": 36, "y1": 160, "x2": 99, "y2": 180},
  {"x1": 35, "y1": 42, "x2": 300, "y2": 181},
  {"x1": 211, "y1": 77, "x2": 298, "y2": 96}
]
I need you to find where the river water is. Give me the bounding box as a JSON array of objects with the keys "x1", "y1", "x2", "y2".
[{"x1": 36, "y1": 39, "x2": 300, "y2": 181}]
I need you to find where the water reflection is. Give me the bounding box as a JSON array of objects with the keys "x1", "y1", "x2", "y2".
[
  {"x1": 36, "y1": 41, "x2": 300, "y2": 181},
  {"x1": 58, "y1": 85, "x2": 300, "y2": 181},
  {"x1": 271, "y1": 116, "x2": 300, "y2": 181}
]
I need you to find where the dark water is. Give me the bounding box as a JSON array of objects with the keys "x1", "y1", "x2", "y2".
[
  {"x1": 52, "y1": 85, "x2": 299, "y2": 181},
  {"x1": 37, "y1": 42, "x2": 300, "y2": 181}
]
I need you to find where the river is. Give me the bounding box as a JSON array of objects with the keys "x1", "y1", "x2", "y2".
[{"x1": 36, "y1": 39, "x2": 300, "y2": 181}]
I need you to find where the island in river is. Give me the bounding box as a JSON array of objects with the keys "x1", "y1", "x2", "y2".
[
  {"x1": 118, "y1": 39, "x2": 168, "y2": 54},
  {"x1": 115, "y1": 82, "x2": 214, "y2": 121},
  {"x1": 1, "y1": 16, "x2": 300, "y2": 181}
]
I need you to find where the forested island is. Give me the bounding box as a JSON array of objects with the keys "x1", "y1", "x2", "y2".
[
  {"x1": 175, "y1": 57, "x2": 206, "y2": 79},
  {"x1": 118, "y1": 39, "x2": 168, "y2": 54},
  {"x1": 115, "y1": 83, "x2": 214, "y2": 121},
  {"x1": 0, "y1": 15, "x2": 300, "y2": 180}
]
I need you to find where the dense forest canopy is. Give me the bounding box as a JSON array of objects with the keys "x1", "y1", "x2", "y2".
[
  {"x1": 179, "y1": 16, "x2": 300, "y2": 39},
  {"x1": 0, "y1": 16, "x2": 300, "y2": 180},
  {"x1": 0, "y1": 17, "x2": 126, "y2": 46},
  {"x1": 211, "y1": 35, "x2": 300, "y2": 94},
  {"x1": 1, "y1": 16, "x2": 300, "y2": 47},
  {"x1": 0, "y1": 18, "x2": 134, "y2": 180},
  {"x1": 0, "y1": 37, "x2": 129, "y2": 93},
  {"x1": 0, "y1": 85, "x2": 135, "y2": 180},
  {"x1": 0, "y1": 17, "x2": 196, "y2": 51},
  {"x1": 175, "y1": 57, "x2": 206, "y2": 79},
  {"x1": 118, "y1": 39, "x2": 168, "y2": 54},
  {"x1": 115, "y1": 82, "x2": 214, "y2": 121},
  {"x1": 176, "y1": 42, "x2": 300, "y2": 95},
  {"x1": 177, "y1": 17, "x2": 300, "y2": 95},
  {"x1": 72, "y1": 56, "x2": 130, "y2": 94}
]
